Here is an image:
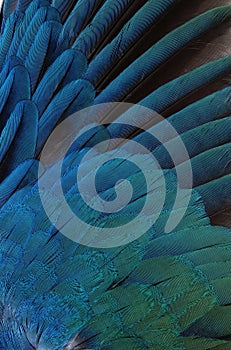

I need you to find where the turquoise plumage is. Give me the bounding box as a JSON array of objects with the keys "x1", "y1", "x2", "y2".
[{"x1": 0, "y1": 1, "x2": 231, "y2": 349}]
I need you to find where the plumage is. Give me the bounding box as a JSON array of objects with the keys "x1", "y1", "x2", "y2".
[
  {"x1": 33, "y1": 49, "x2": 88, "y2": 115},
  {"x1": 93, "y1": 6, "x2": 231, "y2": 103},
  {"x1": 0, "y1": 100, "x2": 38, "y2": 180},
  {"x1": 0, "y1": 64, "x2": 30, "y2": 131},
  {"x1": 0, "y1": 1, "x2": 231, "y2": 349}
]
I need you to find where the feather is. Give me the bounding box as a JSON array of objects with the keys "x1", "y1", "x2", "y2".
[
  {"x1": 12, "y1": 5, "x2": 60, "y2": 61},
  {"x1": 73, "y1": 0, "x2": 140, "y2": 57},
  {"x1": 0, "y1": 159, "x2": 35, "y2": 206},
  {"x1": 197, "y1": 174, "x2": 231, "y2": 217},
  {"x1": 152, "y1": 117, "x2": 231, "y2": 168},
  {"x1": 61, "y1": 0, "x2": 105, "y2": 46},
  {"x1": 104, "y1": 60, "x2": 231, "y2": 144},
  {"x1": 25, "y1": 20, "x2": 62, "y2": 91},
  {"x1": 33, "y1": 48, "x2": 87, "y2": 115},
  {"x1": 0, "y1": 99, "x2": 22, "y2": 162},
  {"x1": 36, "y1": 79, "x2": 95, "y2": 153},
  {"x1": 0, "y1": 100, "x2": 38, "y2": 180},
  {"x1": 177, "y1": 143, "x2": 231, "y2": 187},
  {"x1": 0, "y1": 11, "x2": 23, "y2": 69},
  {"x1": 52, "y1": 0, "x2": 77, "y2": 20},
  {"x1": 0, "y1": 64, "x2": 30, "y2": 132},
  {"x1": 139, "y1": 56, "x2": 231, "y2": 116},
  {"x1": 0, "y1": 55, "x2": 23, "y2": 87},
  {"x1": 94, "y1": 6, "x2": 231, "y2": 103},
  {"x1": 84, "y1": 0, "x2": 181, "y2": 85},
  {"x1": 2, "y1": 0, "x2": 18, "y2": 23},
  {"x1": 0, "y1": 1, "x2": 231, "y2": 349}
]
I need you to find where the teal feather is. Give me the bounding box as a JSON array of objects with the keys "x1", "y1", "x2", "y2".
[
  {"x1": 139, "y1": 56, "x2": 231, "y2": 116},
  {"x1": 152, "y1": 117, "x2": 231, "y2": 168},
  {"x1": 0, "y1": 1, "x2": 231, "y2": 349},
  {"x1": 84, "y1": 0, "x2": 181, "y2": 85},
  {"x1": 144, "y1": 225, "x2": 231, "y2": 258},
  {"x1": 73, "y1": 0, "x2": 138, "y2": 57},
  {"x1": 197, "y1": 174, "x2": 231, "y2": 217},
  {"x1": 105, "y1": 61, "x2": 231, "y2": 144},
  {"x1": 1, "y1": 178, "x2": 231, "y2": 349},
  {"x1": 178, "y1": 143, "x2": 231, "y2": 187},
  {"x1": 167, "y1": 86, "x2": 231, "y2": 133},
  {"x1": 94, "y1": 6, "x2": 231, "y2": 103}
]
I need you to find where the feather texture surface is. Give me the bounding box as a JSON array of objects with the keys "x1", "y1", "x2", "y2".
[{"x1": 0, "y1": 1, "x2": 231, "y2": 349}]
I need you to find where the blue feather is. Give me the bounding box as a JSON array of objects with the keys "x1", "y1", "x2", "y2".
[
  {"x1": 85, "y1": 0, "x2": 181, "y2": 85},
  {"x1": 33, "y1": 48, "x2": 87, "y2": 115},
  {"x1": 0, "y1": 65, "x2": 30, "y2": 131},
  {"x1": 37, "y1": 79, "x2": 95, "y2": 153},
  {"x1": 94, "y1": 6, "x2": 231, "y2": 103},
  {"x1": 61, "y1": 0, "x2": 105, "y2": 46},
  {"x1": 14, "y1": 6, "x2": 60, "y2": 62},
  {"x1": 0, "y1": 11, "x2": 23, "y2": 69},
  {"x1": 0, "y1": 100, "x2": 38, "y2": 180},
  {"x1": 0, "y1": 159, "x2": 35, "y2": 206},
  {"x1": 0, "y1": 1, "x2": 231, "y2": 349},
  {"x1": 139, "y1": 56, "x2": 231, "y2": 114},
  {"x1": 73, "y1": 0, "x2": 136, "y2": 57}
]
